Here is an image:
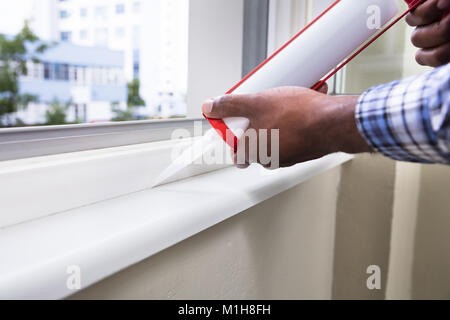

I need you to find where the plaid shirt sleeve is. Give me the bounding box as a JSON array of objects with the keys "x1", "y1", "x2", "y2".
[{"x1": 355, "y1": 63, "x2": 450, "y2": 165}]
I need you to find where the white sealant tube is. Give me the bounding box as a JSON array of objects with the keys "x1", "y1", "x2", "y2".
[
  {"x1": 222, "y1": 0, "x2": 399, "y2": 139},
  {"x1": 152, "y1": 0, "x2": 400, "y2": 187}
]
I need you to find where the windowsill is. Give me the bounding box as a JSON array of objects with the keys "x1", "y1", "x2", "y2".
[{"x1": 0, "y1": 152, "x2": 353, "y2": 299}]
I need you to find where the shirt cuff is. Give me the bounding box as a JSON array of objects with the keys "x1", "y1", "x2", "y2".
[{"x1": 354, "y1": 80, "x2": 434, "y2": 164}]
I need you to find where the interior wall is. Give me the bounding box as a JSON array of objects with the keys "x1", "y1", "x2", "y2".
[
  {"x1": 403, "y1": 19, "x2": 450, "y2": 298},
  {"x1": 386, "y1": 21, "x2": 448, "y2": 300},
  {"x1": 386, "y1": 162, "x2": 422, "y2": 299},
  {"x1": 385, "y1": 25, "x2": 430, "y2": 300},
  {"x1": 332, "y1": 154, "x2": 397, "y2": 300},
  {"x1": 70, "y1": 167, "x2": 342, "y2": 300},
  {"x1": 411, "y1": 165, "x2": 450, "y2": 299}
]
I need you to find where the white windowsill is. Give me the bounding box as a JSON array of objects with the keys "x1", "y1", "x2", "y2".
[{"x1": 0, "y1": 152, "x2": 353, "y2": 299}]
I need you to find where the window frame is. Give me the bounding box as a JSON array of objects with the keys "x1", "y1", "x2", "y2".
[
  {"x1": 0, "y1": 0, "x2": 270, "y2": 162},
  {"x1": 3, "y1": 1, "x2": 347, "y2": 161}
]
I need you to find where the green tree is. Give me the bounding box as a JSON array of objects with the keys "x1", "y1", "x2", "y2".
[
  {"x1": 111, "y1": 101, "x2": 134, "y2": 122},
  {"x1": 45, "y1": 98, "x2": 71, "y2": 125},
  {"x1": 127, "y1": 79, "x2": 145, "y2": 107},
  {"x1": 111, "y1": 79, "x2": 146, "y2": 122},
  {"x1": 0, "y1": 22, "x2": 49, "y2": 126}
]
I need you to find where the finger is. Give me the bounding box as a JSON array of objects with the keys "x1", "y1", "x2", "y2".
[
  {"x1": 317, "y1": 82, "x2": 329, "y2": 94},
  {"x1": 411, "y1": 13, "x2": 450, "y2": 48},
  {"x1": 313, "y1": 82, "x2": 328, "y2": 94},
  {"x1": 416, "y1": 41, "x2": 450, "y2": 66},
  {"x1": 202, "y1": 94, "x2": 254, "y2": 119},
  {"x1": 406, "y1": 0, "x2": 444, "y2": 27},
  {"x1": 438, "y1": 0, "x2": 450, "y2": 10}
]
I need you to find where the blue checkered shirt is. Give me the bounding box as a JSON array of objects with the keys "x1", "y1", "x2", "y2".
[{"x1": 356, "y1": 63, "x2": 450, "y2": 165}]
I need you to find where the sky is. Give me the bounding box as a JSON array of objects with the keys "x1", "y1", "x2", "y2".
[{"x1": 0, "y1": 0, "x2": 33, "y2": 35}]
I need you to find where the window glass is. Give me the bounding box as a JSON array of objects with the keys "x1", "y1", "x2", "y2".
[
  {"x1": 335, "y1": 0, "x2": 432, "y2": 94},
  {"x1": 116, "y1": 4, "x2": 125, "y2": 15},
  {"x1": 282, "y1": 0, "x2": 431, "y2": 95},
  {"x1": 59, "y1": 10, "x2": 70, "y2": 19},
  {"x1": 80, "y1": 8, "x2": 88, "y2": 18},
  {"x1": 133, "y1": 2, "x2": 141, "y2": 14},
  {"x1": 0, "y1": 0, "x2": 189, "y2": 127},
  {"x1": 60, "y1": 31, "x2": 72, "y2": 42},
  {"x1": 79, "y1": 29, "x2": 88, "y2": 40}
]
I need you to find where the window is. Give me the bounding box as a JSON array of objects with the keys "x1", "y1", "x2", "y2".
[
  {"x1": 335, "y1": 0, "x2": 429, "y2": 94},
  {"x1": 0, "y1": 0, "x2": 244, "y2": 151},
  {"x1": 115, "y1": 27, "x2": 125, "y2": 39},
  {"x1": 80, "y1": 8, "x2": 88, "y2": 18},
  {"x1": 43, "y1": 62, "x2": 52, "y2": 80},
  {"x1": 79, "y1": 30, "x2": 88, "y2": 40},
  {"x1": 132, "y1": 1, "x2": 141, "y2": 13},
  {"x1": 60, "y1": 31, "x2": 72, "y2": 42},
  {"x1": 116, "y1": 4, "x2": 125, "y2": 15},
  {"x1": 133, "y1": 49, "x2": 140, "y2": 79},
  {"x1": 132, "y1": 26, "x2": 140, "y2": 48},
  {"x1": 94, "y1": 6, "x2": 108, "y2": 20},
  {"x1": 268, "y1": 0, "x2": 425, "y2": 96},
  {"x1": 59, "y1": 10, "x2": 69, "y2": 19},
  {"x1": 94, "y1": 28, "x2": 109, "y2": 46}
]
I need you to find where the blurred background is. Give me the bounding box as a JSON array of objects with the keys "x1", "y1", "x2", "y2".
[{"x1": 0, "y1": 0, "x2": 189, "y2": 127}]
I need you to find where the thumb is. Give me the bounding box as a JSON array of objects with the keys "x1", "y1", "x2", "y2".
[
  {"x1": 317, "y1": 82, "x2": 329, "y2": 94},
  {"x1": 438, "y1": 0, "x2": 450, "y2": 10},
  {"x1": 313, "y1": 81, "x2": 329, "y2": 94},
  {"x1": 202, "y1": 94, "x2": 253, "y2": 119}
]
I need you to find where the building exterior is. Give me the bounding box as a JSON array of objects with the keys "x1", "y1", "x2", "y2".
[
  {"x1": 17, "y1": 42, "x2": 126, "y2": 124},
  {"x1": 29, "y1": 0, "x2": 189, "y2": 119}
]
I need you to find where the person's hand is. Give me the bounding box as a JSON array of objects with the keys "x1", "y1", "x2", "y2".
[
  {"x1": 406, "y1": 0, "x2": 450, "y2": 67},
  {"x1": 202, "y1": 86, "x2": 372, "y2": 169}
]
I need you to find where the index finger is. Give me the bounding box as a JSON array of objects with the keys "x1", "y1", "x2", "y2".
[{"x1": 406, "y1": 0, "x2": 444, "y2": 26}]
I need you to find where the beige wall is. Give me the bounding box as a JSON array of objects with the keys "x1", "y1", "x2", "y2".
[
  {"x1": 387, "y1": 163, "x2": 450, "y2": 300},
  {"x1": 386, "y1": 162, "x2": 422, "y2": 299},
  {"x1": 411, "y1": 165, "x2": 450, "y2": 299},
  {"x1": 387, "y1": 14, "x2": 447, "y2": 300},
  {"x1": 332, "y1": 155, "x2": 397, "y2": 300}
]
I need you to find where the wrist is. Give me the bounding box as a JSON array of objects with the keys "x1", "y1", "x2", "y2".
[{"x1": 323, "y1": 95, "x2": 373, "y2": 155}]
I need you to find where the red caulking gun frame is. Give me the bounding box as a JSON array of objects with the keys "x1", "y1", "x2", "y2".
[{"x1": 204, "y1": 0, "x2": 432, "y2": 153}]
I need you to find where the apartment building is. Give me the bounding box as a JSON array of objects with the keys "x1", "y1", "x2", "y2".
[
  {"x1": 18, "y1": 41, "x2": 126, "y2": 124},
  {"x1": 30, "y1": 0, "x2": 189, "y2": 118}
]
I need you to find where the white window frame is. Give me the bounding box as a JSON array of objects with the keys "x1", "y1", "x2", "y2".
[
  {"x1": 0, "y1": 0, "x2": 272, "y2": 226},
  {"x1": 1, "y1": 0, "x2": 346, "y2": 162},
  {"x1": 0, "y1": 0, "x2": 265, "y2": 162},
  {"x1": 0, "y1": 0, "x2": 349, "y2": 226}
]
